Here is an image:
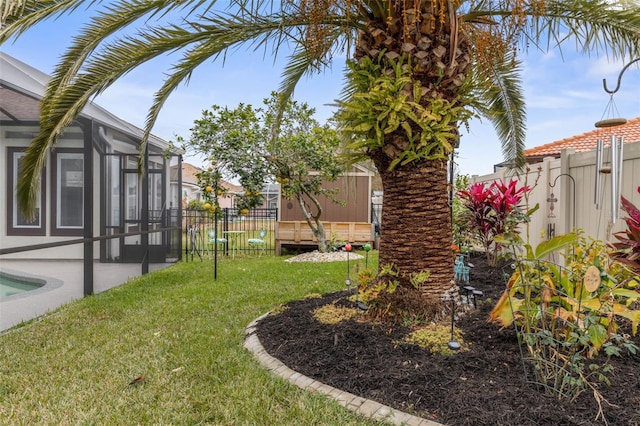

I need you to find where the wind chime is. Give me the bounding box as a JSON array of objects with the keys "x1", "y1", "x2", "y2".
[{"x1": 593, "y1": 58, "x2": 639, "y2": 224}]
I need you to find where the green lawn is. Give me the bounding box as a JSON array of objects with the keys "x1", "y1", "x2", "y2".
[{"x1": 0, "y1": 253, "x2": 381, "y2": 425}]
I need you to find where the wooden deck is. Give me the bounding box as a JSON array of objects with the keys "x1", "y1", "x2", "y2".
[{"x1": 275, "y1": 221, "x2": 374, "y2": 255}]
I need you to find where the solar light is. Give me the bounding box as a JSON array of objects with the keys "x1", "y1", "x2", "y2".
[
  {"x1": 345, "y1": 243, "x2": 352, "y2": 287},
  {"x1": 448, "y1": 297, "x2": 461, "y2": 351},
  {"x1": 363, "y1": 243, "x2": 371, "y2": 267}
]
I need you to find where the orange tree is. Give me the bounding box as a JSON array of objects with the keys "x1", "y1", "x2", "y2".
[
  {"x1": 4, "y1": 1, "x2": 640, "y2": 320},
  {"x1": 180, "y1": 93, "x2": 345, "y2": 252}
]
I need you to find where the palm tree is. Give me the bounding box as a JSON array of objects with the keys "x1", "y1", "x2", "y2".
[{"x1": 3, "y1": 0, "x2": 640, "y2": 319}]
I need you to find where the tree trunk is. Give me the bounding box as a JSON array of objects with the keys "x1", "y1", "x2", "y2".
[
  {"x1": 314, "y1": 221, "x2": 328, "y2": 252},
  {"x1": 378, "y1": 159, "x2": 454, "y2": 300},
  {"x1": 296, "y1": 192, "x2": 328, "y2": 252}
]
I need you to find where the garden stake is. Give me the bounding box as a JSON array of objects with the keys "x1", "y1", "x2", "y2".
[
  {"x1": 448, "y1": 296, "x2": 461, "y2": 351},
  {"x1": 363, "y1": 243, "x2": 371, "y2": 267},
  {"x1": 344, "y1": 243, "x2": 352, "y2": 287}
]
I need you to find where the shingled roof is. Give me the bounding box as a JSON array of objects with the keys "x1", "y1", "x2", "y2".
[{"x1": 524, "y1": 116, "x2": 640, "y2": 163}]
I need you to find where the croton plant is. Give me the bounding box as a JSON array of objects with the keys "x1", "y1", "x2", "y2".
[{"x1": 611, "y1": 187, "x2": 640, "y2": 274}]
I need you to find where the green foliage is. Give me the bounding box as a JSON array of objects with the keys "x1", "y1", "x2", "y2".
[
  {"x1": 181, "y1": 92, "x2": 344, "y2": 212},
  {"x1": 357, "y1": 264, "x2": 398, "y2": 305},
  {"x1": 8, "y1": 0, "x2": 640, "y2": 225},
  {"x1": 336, "y1": 54, "x2": 472, "y2": 170},
  {"x1": 194, "y1": 165, "x2": 230, "y2": 217},
  {"x1": 408, "y1": 271, "x2": 431, "y2": 289},
  {"x1": 186, "y1": 199, "x2": 205, "y2": 211},
  {"x1": 327, "y1": 231, "x2": 345, "y2": 251},
  {"x1": 181, "y1": 92, "x2": 346, "y2": 251},
  {"x1": 490, "y1": 233, "x2": 640, "y2": 402},
  {"x1": 452, "y1": 173, "x2": 473, "y2": 248}
]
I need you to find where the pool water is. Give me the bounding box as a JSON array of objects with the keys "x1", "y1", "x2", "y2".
[{"x1": 0, "y1": 273, "x2": 44, "y2": 298}]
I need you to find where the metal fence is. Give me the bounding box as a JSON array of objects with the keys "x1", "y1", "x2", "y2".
[{"x1": 183, "y1": 208, "x2": 277, "y2": 260}]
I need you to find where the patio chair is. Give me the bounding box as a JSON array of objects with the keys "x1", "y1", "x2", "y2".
[
  {"x1": 247, "y1": 229, "x2": 267, "y2": 256},
  {"x1": 208, "y1": 230, "x2": 227, "y2": 253}
]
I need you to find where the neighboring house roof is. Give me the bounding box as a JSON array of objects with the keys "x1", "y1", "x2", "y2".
[
  {"x1": 524, "y1": 116, "x2": 640, "y2": 162},
  {"x1": 181, "y1": 163, "x2": 202, "y2": 186},
  {"x1": 0, "y1": 52, "x2": 177, "y2": 152},
  {"x1": 175, "y1": 162, "x2": 241, "y2": 192}
]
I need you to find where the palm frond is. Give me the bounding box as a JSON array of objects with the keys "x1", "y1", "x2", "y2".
[
  {"x1": 1, "y1": 0, "x2": 94, "y2": 41},
  {"x1": 537, "y1": 0, "x2": 640, "y2": 59},
  {"x1": 472, "y1": 50, "x2": 526, "y2": 170},
  {"x1": 16, "y1": 21, "x2": 212, "y2": 214},
  {"x1": 1, "y1": 0, "x2": 26, "y2": 24},
  {"x1": 463, "y1": 0, "x2": 640, "y2": 60}
]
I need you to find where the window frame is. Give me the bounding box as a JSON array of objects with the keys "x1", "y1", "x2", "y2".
[
  {"x1": 51, "y1": 148, "x2": 85, "y2": 236},
  {"x1": 6, "y1": 147, "x2": 46, "y2": 236}
]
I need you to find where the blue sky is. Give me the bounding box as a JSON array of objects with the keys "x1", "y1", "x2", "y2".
[{"x1": 2, "y1": 9, "x2": 639, "y2": 177}]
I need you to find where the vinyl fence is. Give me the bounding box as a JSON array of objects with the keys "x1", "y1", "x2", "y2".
[{"x1": 470, "y1": 140, "x2": 640, "y2": 252}]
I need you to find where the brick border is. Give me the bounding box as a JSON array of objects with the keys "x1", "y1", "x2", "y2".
[{"x1": 244, "y1": 313, "x2": 444, "y2": 426}]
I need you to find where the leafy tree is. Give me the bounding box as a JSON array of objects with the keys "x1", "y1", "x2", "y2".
[
  {"x1": 4, "y1": 0, "x2": 640, "y2": 319},
  {"x1": 181, "y1": 93, "x2": 345, "y2": 252}
]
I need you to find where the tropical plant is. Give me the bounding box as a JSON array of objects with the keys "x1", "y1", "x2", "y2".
[
  {"x1": 458, "y1": 179, "x2": 533, "y2": 266},
  {"x1": 611, "y1": 191, "x2": 640, "y2": 274},
  {"x1": 490, "y1": 232, "x2": 640, "y2": 404},
  {"x1": 181, "y1": 93, "x2": 345, "y2": 252},
  {"x1": 5, "y1": 0, "x2": 640, "y2": 318},
  {"x1": 452, "y1": 173, "x2": 474, "y2": 249},
  {"x1": 491, "y1": 232, "x2": 640, "y2": 341}
]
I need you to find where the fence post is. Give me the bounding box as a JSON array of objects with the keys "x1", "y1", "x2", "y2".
[{"x1": 559, "y1": 149, "x2": 576, "y2": 235}]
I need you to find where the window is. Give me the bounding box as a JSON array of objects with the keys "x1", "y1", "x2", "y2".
[
  {"x1": 7, "y1": 148, "x2": 46, "y2": 236},
  {"x1": 52, "y1": 149, "x2": 84, "y2": 236}
]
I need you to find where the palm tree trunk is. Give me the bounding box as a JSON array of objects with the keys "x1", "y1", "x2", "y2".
[{"x1": 378, "y1": 159, "x2": 454, "y2": 299}]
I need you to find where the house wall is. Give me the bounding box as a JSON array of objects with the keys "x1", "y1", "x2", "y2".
[
  {"x1": 2, "y1": 125, "x2": 178, "y2": 261},
  {"x1": 471, "y1": 140, "x2": 640, "y2": 253},
  {"x1": 1, "y1": 124, "x2": 101, "y2": 259}
]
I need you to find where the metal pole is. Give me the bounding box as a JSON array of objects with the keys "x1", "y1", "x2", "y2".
[
  {"x1": 610, "y1": 136, "x2": 617, "y2": 224},
  {"x1": 83, "y1": 118, "x2": 94, "y2": 296},
  {"x1": 594, "y1": 140, "x2": 603, "y2": 209}
]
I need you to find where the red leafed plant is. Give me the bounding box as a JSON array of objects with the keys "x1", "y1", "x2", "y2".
[
  {"x1": 458, "y1": 179, "x2": 531, "y2": 266},
  {"x1": 611, "y1": 192, "x2": 640, "y2": 274}
]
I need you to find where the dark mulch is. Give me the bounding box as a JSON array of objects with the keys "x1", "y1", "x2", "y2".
[{"x1": 256, "y1": 253, "x2": 640, "y2": 425}]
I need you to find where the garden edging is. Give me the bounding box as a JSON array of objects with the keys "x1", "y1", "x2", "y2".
[{"x1": 244, "y1": 313, "x2": 444, "y2": 426}]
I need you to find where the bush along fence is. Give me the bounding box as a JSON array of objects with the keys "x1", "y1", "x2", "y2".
[{"x1": 184, "y1": 207, "x2": 277, "y2": 260}]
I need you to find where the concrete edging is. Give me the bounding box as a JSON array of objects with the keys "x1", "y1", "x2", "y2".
[{"x1": 244, "y1": 313, "x2": 444, "y2": 426}]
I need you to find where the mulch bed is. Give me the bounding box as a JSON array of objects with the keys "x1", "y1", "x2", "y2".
[{"x1": 256, "y1": 253, "x2": 640, "y2": 425}]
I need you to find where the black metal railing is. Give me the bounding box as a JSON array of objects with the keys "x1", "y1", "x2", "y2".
[{"x1": 183, "y1": 207, "x2": 277, "y2": 260}]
